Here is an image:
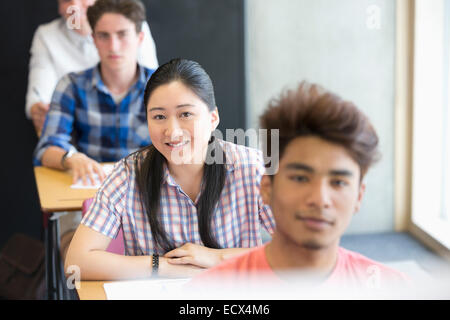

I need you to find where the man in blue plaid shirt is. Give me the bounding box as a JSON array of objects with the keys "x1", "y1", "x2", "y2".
[{"x1": 33, "y1": 0, "x2": 154, "y2": 186}]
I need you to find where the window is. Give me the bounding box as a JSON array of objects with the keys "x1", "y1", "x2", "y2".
[
  {"x1": 411, "y1": 0, "x2": 450, "y2": 248},
  {"x1": 443, "y1": 0, "x2": 450, "y2": 223}
]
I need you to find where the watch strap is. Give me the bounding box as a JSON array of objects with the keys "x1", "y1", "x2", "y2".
[
  {"x1": 152, "y1": 254, "x2": 159, "y2": 277},
  {"x1": 61, "y1": 149, "x2": 75, "y2": 169}
]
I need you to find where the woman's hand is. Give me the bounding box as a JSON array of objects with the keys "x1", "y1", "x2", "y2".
[
  {"x1": 158, "y1": 256, "x2": 205, "y2": 278},
  {"x1": 65, "y1": 152, "x2": 106, "y2": 185},
  {"x1": 164, "y1": 243, "x2": 223, "y2": 269}
]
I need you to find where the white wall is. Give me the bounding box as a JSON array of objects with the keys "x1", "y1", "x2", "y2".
[{"x1": 246, "y1": 0, "x2": 396, "y2": 234}]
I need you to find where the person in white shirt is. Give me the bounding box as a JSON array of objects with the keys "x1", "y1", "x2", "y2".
[{"x1": 26, "y1": 0, "x2": 158, "y2": 134}]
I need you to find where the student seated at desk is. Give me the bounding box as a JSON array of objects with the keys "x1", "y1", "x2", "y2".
[
  {"x1": 26, "y1": 0, "x2": 158, "y2": 134},
  {"x1": 33, "y1": 0, "x2": 155, "y2": 185},
  {"x1": 65, "y1": 58, "x2": 275, "y2": 280},
  {"x1": 190, "y1": 82, "x2": 410, "y2": 296}
]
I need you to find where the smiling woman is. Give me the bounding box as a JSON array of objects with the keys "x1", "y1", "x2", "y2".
[
  {"x1": 146, "y1": 81, "x2": 219, "y2": 167},
  {"x1": 139, "y1": 59, "x2": 223, "y2": 251},
  {"x1": 64, "y1": 58, "x2": 275, "y2": 281}
]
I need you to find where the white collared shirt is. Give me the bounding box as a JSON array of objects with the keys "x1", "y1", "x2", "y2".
[{"x1": 25, "y1": 18, "x2": 158, "y2": 118}]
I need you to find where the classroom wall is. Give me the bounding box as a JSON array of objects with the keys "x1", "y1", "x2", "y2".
[
  {"x1": 0, "y1": 1, "x2": 58, "y2": 248},
  {"x1": 246, "y1": 0, "x2": 396, "y2": 234},
  {"x1": 146, "y1": 0, "x2": 246, "y2": 133}
]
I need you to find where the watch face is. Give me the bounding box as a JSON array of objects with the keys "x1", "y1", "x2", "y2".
[
  {"x1": 62, "y1": 150, "x2": 76, "y2": 168},
  {"x1": 66, "y1": 149, "x2": 77, "y2": 159}
]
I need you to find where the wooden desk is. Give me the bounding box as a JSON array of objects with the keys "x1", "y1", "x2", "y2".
[
  {"x1": 76, "y1": 279, "x2": 191, "y2": 300},
  {"x1": 34, "y1": 166, "x2": 98, "y2": 212},
  {"x1": 34, "y1": 165, "x2": 110, "y2": 300},
  {"x1": 77, "y1": 281, "x2": 107, "y2": 300}
]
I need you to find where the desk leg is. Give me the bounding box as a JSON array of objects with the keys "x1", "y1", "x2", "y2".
[
  {"x1": 55, "y1": 218, "x2": 75, "y2": 300},
  {"x1": 53, "y1": 217, "x2": 64, "y2": 300},
  {"x1": 44, "y1": 212, "x2": 67, "y2": 300},
  {"x1": 43, "y1": 211, "x2": 77, "y2": 300},
  {"x1": 44, "y1": 213, "x2": 57, "y2": 300}
]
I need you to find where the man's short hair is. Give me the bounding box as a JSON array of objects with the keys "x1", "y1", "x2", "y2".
[
  {"x1": 87, "y1": 0, "x2": 146, "y2": 33},
  {"x1": 259, "y1": 81, "x2": 380, "y2": 180}
]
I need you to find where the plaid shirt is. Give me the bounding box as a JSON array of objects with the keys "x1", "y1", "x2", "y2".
[
  {"x1": 81, "y1": 140, "x2": 275, "y2": 256},
  {"x1": 33, "y1": 64, "x2": 154, "y2": 165}
]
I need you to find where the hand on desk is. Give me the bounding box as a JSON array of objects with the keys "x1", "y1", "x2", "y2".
[
  {"x1": 164, "y1": 243, "x2": 222, "y2": 269},
  {"x1": 158, "y1": 256, "x2": 205, "y2": 278},
  {"x1": 65, "y1": 153, "x2": 107, "y2": 186}
]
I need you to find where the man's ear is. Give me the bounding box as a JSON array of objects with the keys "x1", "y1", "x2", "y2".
[
  {"x1": 92, "y1": 31, "x2": 100, "y2": 49},
  {"x1": 354, "y1": 183, "x2": 366, "y2": 214},
  {"x1": 137, "y1": 31, "x2": 144, "y2": 45},
  {"x1": 260, "y1": 175, "x2": 273, "y2": 206}
]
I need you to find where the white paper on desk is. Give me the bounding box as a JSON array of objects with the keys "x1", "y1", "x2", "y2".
[
  {"x1": 103, "y1": 278, "x2": 190, "y2": 300},
  {"x1": 70, "y1": 164, "x2": 114, "y2": 189}
]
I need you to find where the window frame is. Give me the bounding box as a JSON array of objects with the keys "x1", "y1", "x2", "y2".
[{"x1": 409, "y1": 0, "x2": 450, "y2": 250}]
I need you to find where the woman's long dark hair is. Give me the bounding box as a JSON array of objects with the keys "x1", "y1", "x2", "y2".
[{"x1": 133, "y1": 58, "x2": 226, "y2": 253}]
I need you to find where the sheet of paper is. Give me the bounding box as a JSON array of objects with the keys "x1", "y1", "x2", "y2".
[
  {"x1": 103, "y1": 278, "x2": 191, "y2": 300},
  {"x1": 385, "y1": 260, "x2": 433, "y2": 282},
  {"x1": 70, "y1": 164, "x2": 115, "y2": 189}
]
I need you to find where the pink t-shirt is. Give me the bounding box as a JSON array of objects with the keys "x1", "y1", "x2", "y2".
[{"x1": 190, "y1": 244, "x2": 411, "y2": 293}]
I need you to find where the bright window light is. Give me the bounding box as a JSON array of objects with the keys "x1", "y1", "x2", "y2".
[{"x1": 411, "y1": 0, "x2": 450, "y2": 249}]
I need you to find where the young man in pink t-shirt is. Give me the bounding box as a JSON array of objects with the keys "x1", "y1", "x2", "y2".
[{"x1": 190, "y1": 81, "x2": 410, "y2": 297}]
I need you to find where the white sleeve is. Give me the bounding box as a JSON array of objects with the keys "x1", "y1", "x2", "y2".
[
  {"x1": 25, "y1": 26, "x2": 59, "y2": 119},
  {"x1": 137, "y1": 21, "x2": 159, "y2": 70}
]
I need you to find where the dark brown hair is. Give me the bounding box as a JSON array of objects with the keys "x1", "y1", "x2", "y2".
[
  {"x1": 87, "y1": 0, "x2": 146, "y2": 33},
  {"x1": 259, "y1": 81, "x2": 380, "y2": 180}
]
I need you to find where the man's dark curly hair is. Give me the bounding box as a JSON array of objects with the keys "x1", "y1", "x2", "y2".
[{"x1": 259, "y1": 81, "x2": 380, "y2": 180}]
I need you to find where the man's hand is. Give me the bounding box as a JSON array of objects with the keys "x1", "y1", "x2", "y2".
[
  {"x1": 64, "y1": 152, "x2": 107, "y2": 186},
  {"x1": 164, "y1": 243, "x2": 222, "y2": 269},
  {"x1": 30, "y1": 102, "x2": 50, "y2": 135}
]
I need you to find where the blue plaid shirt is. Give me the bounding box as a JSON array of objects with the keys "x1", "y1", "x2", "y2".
[{"x1": 33, "y1": 64, "x2": 154, "y2": 165}]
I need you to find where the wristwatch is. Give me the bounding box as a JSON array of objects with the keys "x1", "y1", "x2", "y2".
[
  {"x1": 152, "y1": 254, "x2": 159, "y2": 277},
  {"x1": 61, "y1": 149, "x2": 77, "y2": 169}
]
